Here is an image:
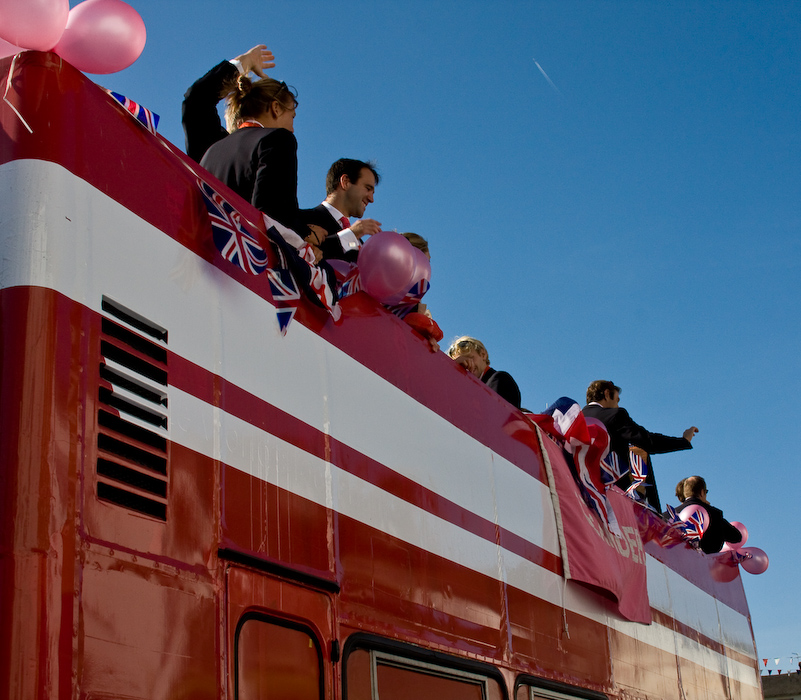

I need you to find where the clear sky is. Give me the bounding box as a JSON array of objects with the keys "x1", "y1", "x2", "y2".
[{"x1": 92, "y1": 0, "x2": 799, "y2": 671}]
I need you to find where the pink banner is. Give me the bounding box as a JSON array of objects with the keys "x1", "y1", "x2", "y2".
[{"x1": 539, "y1": 431, "x2": 651, "y2": 623}]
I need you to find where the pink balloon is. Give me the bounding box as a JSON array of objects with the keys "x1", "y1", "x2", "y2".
[
  {"x1": 325, "y1": 259, "x2": 353, "y2": 277},
  {"x1": 0, "y1": 36, "x2": 23, "y2": 59},
  {"x1": 739, "y1": 547, "x2": 769, "y2": 575},
  {"x1": 710, "y1": 552, "x2": 740, "y2": 583},
  {"x1": 358, "y1": 231, "x2": 417, "y2": 304},
  {"x1": 411, "y1": 247, "x2": 432, "y2": 282},
  {"x1": 721, "y1": 521, "x2": 748, "y2": 551},
  {"x1": 678, "y1": 504, "x2": 709, "y2": 531},
  {"x1": 54, "y1": 0, "x2": 146, "y2": 75},
  {"x1": 0, "y1": 0, "x2": 68, "y2": 51}
]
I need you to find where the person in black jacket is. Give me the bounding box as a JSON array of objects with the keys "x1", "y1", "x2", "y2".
[
  {"x1": 183, "y1": 45, "x2": 323, "y2": 250},
  {"x1": 182, "y1": 45, "x2": 275, "y2": 164},
  {"x1": 677, "y1": 475, "x2": 742, "y2": 554},
  {"x1": 447, "y1": 337, "x2": 521, "y2": 409},
  {"x1": 582, "y1": 380, "x2": 698, "y2": 512},
  {"x1": 298, "y1": 159, "x2": 382, "y2": 263}
]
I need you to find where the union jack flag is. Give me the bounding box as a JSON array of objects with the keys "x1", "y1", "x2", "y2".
[
  {"x1": 262, "y1": 216, "x2": 341, "y2": 328},
  {"x1": 543, "y1": 397, "x2": 591, "y2": 451},
  {"x1": 625, "y1": 451, "x2": 648, "y2": 495},
  {"x1": 537, "y1": 399, "x2": 621, "y2": 534},
  {"x1": 680, "y1": 507, "x2": 709, "y2": 541},
  {"x1": 651, "y1": 504, "x2": 690, "y2": 548},
  {"x1": 571, "y1": 417, "x2": 621, "y2": 534},
  {"x1": 573, "y1": 428, "x2": 620, "y2": 536},
  {"x1": 108, "y1": 91, "x2": 160, "y2": 134},
  {"x1": 198, "y1": 179, "x2": 269, "y2": 275},
  {"x1": 267, "y1": 268, "x2": 301, "y2": 335},
  {"x1": 338, "y1": 270, "x2": 430, "y2": 320},
  {"x1": 601, "y1": 450, "x2": 622, "y2": 485},
  {"x1": 335, "y1": 264, "x2": 362, "y2": 299},
  {"x1": 665, "y1": 504, "x2": 681, "y2": 524},
  {"x1": 386, "y1": 278, "x2": 431, "y2": 319}
]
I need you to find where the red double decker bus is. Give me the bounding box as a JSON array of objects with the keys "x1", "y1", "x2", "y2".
[{"x1": 1, "y1": 52, "x2": 762, "y2": 700}]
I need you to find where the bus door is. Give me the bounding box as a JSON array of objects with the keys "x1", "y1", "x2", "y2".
[{"x1": 226, "y1": 563, "x2": 338, "y2": 700}]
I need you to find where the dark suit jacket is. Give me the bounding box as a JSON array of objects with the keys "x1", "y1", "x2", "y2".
[
  {"x1": 182, "y1": 59, "x2": 238, "y2": 163},
  {"x1": 297, "y1": 204, "x2": 358, "y2": 262},
  {"x1": 200, "y1": 126, "x2": 302, "y2": 232},
  {"x1": 582, "y1": 403, "x2": 691, "y2": 512},
  {"x1": 677, "y1": 496, "x2": 742, "y2": 554},
  {"x1": 481, "y1": 367, "x2": 522, "y2": 409},
  {"x1": 582, "y1": 404, "x2": 691, "y2": 466},
  {"x1": 183, "y1": 61, "x2": 305, "y2": 234}
]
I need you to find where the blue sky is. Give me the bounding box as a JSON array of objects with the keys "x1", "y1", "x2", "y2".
[{"x1": 93, "y1": 0, "x2": 799, "y2": 670}]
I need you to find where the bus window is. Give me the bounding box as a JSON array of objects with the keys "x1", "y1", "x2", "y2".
[
  {"x1": 346, "y1": 648, "x2": 503, "y2": 700},
  {"x1": 236, "y1": 617, "x2": 322, "y2": 700},
  {"x1": 516, "y1": 682, "x2": 606, "y2": 700}
]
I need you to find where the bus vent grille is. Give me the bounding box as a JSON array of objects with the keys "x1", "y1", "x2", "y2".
[{"x1": 97, "y1": 298, "x2": 169, "y2": 521}]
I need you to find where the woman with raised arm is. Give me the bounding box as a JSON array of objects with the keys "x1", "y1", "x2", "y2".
[
  {"x1": 183, "y1": 45, "x2": 325, "y2": 254},
  {"x1": 182, "y1": 45, "x2": 275, "y2": 163}
]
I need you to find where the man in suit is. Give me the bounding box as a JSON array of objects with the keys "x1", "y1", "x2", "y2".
[
  {"x1": 448, "y1": 337, "x2": 522, "y2": 409},
  {"x1": 677, "y1": 475, "x2": 741, "y2": 553},
  {"x1": 299, "y1": 159, "x2": 382, "y2": 262},
  {"x1": 582, "y1": 380, "x2": 698, "y2": 512}
]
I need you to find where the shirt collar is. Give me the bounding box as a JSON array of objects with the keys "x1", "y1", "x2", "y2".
[{"x1": 321, "y1": 201, "x2": 345, "y2": 222}]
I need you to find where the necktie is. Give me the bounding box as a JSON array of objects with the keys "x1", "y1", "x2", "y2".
[{"x1": 340, "y1": 216, "x2": 351, "y2": 229}]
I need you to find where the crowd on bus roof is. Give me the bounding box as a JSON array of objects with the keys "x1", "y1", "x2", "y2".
[
  {"x1": 182, "y1": 45, "x2": 735, "y2": 549},
  {"x1": 182, "y1": 44, "x2": 441, "y2": 348}
]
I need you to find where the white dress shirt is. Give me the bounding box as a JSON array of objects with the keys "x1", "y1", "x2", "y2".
[{"x1": 321, "y1": 201, "x2": 360, "y2": 252}]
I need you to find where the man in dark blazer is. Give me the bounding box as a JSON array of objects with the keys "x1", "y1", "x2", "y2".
[
  {"x1": 677, "y1": 475, "x2": 741, "y2": 553},
  {"x1": 299, "y1": 158, "x2": 382, "y2": 262},
  {"x1": 582, "y1": 380, "x2": 698, "y2": 512},
  {"x1": 448, "y1": 337, "x2": 522, "y2": 409}
]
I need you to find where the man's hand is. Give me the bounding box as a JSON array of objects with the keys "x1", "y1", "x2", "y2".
[
  {"x1": 303, "y1": 225, "x2": 327, "y2": 264},
  {"x1": 235, "y1": 45, "x2": 275, "y2": 78},
  {"x1": 305, "y1": 224, "x2": 327, "y2": 247},
  {"x1": 683, "y1": 426, "x2": 699, "y2": 442},
  {"x1": 629, "y1": 445, "x2": 649, "y2": 459},
  {"x1": 349, "y1": 218, "x2": 382, "y2": 239},
  {"x1": 453, "y1": 355, "x2": 481, "y2": 378}
]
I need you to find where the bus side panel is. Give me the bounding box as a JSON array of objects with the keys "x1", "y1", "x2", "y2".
[
  {"x1": 78, "y1": 544, "x2": 220, "y2": 700},
  {"x1": 0, "y1": 287, "x2": 87, "y2": 699},
  {"x1": 0, "y1": 287, "x2": 225, "y2": 700}
]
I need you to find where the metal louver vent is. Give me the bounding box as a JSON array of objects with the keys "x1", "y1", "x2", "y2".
[{"x1": 97, "y1": 297, "x2": 169, "y2": 521}]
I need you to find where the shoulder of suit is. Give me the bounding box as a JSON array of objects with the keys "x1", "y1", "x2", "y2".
[
  {"x1": 266, "y1": 127, "x2": 298, "y2": 145},
  {"x1": 248, "y1": 127, "x2": 297, "y2": 155}
]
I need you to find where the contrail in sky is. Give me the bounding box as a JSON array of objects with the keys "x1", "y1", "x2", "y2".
[{"x1": 533, "y1": 60, "x2": 562, "y2": 96}]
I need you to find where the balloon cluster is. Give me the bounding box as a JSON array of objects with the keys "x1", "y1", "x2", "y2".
[
  {"x1": 0, "y1": 0, "x2": 146, "y2": 74},
  {"x1": 357, "y1": 232, "x2": 431, "y2": 305},
  {"x1": 676, "y1": 507, "x2": 769, "y2": 577},
  {"x1": 720, "y1": 522, "x2": 769, "y2": 575}
]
